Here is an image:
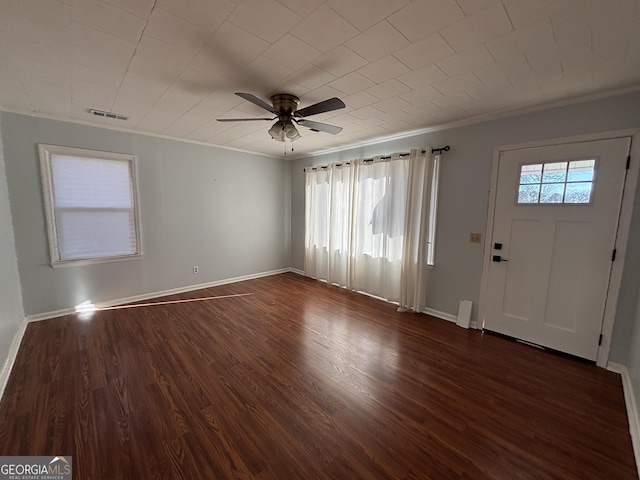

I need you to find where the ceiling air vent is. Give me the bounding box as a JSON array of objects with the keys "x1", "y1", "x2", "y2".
[{"x1": 88, "y1": 108, "x2": 128, "y2": 121}]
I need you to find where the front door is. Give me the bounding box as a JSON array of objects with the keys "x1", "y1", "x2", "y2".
[{"x1": 483, "y1": 137, "x2": 631, "y2": 360}]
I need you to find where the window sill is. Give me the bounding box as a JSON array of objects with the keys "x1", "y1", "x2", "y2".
[{"x1": 51, "y1": 253, "x2": 143, "y2": 268}]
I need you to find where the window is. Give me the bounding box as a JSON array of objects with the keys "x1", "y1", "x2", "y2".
[
  {"x1": 358, "y1": 163, "x2": 407, "y2": 263},
  {"x1": 39, "y1": 144, "x2": 142, "y2": 267},
  {"x1": 517, "y1": 159, "x2": 596, "y2": 204},
  {"x1": 427, "y1": 154, "x2": 440, "y2": 265}
]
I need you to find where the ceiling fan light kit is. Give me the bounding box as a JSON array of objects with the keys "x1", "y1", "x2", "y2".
[
  {"x1": 217, "y1": 93, "x2": 346, "y2": 145},
  {"x1": 284, "y1": 121, "x2": 301, "y2": 140},
  {"x1": 268, "y1": 120, "x2": 301, "y2": 142}
]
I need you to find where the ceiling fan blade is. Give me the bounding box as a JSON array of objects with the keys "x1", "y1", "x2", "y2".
[
  {"x1": 235, "y1": 92, "x2": 277, "y2": 114},
  {"x1": 217, "y1": 117, "x2": 274, "y2": 122},
  {"x1": 294, "y1": 97, "x2": 345, "y2": 118},
  {"x1": 296, "y1": 119, "x2": 343, "y2": 135}
]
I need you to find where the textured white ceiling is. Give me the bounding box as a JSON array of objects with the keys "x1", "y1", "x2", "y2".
[{"x1": 1, "y1": 0, "x2": 639, "y2": 158}]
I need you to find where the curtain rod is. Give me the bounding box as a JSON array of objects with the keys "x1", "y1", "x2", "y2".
[
  {"x1": 305, "y1": 145, "x2": 450, "y2": 171},
  {"x1": 364, "y1": 145, "x2": 450, "y2": 162}
]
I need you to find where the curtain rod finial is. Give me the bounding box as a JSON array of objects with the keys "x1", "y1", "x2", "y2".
[{"x1": 432, "y1": 145, "x2": 450, "y2": 154}]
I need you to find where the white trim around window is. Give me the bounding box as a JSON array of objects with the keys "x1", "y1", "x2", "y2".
[{"x1": 39, "y1": 144, "x2": 143, "y2": 268}]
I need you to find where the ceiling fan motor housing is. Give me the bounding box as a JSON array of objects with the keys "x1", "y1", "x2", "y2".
[{"x1": 270, "y1": 94, "x2": 300, "y2": 121}]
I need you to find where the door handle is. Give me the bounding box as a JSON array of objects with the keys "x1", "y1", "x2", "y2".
[{"x1": 492, "y1": 255, "x2": 508, "y2": 262}]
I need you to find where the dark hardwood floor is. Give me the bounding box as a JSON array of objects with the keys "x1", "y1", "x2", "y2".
[{"x1": 0, "y1": 272, "x2": 636, "y2": 479}]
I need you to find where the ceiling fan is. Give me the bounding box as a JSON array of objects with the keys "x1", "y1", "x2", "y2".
[{"x1": 217, "y1": 92, "x2": 346, "y2": 143}]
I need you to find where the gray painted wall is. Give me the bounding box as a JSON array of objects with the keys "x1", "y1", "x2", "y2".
[
  {"x1": 290, "y1": 90, "x2": 640, "y2": 365},
  {"x1": 1, "y1": 112, "x2": 291, "y2": 317},
  {"x1": 0, "y1": 116, "x2": 24, "y2": 375}
]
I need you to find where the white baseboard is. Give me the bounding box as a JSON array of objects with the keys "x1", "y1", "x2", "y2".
[
  {"x1": 607, "y1": 362, "x2": 640, "y2": 475},
  {"x1": 27, "y1": 306, "x2": 79, "y2": 323},
  {"x1": 26, "y1": 268, "x2": 292, "y2": 323},
  {"x1": 422, "y1": 307, "x2": 457, "y2": 323},
  {"x1": 0, "y1": 318, "x2": 28, "y2": 401}
]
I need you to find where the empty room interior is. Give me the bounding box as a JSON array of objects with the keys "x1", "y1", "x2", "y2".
[{"x1": 2, "y1": 0, "x2": 640, "y2": 478}]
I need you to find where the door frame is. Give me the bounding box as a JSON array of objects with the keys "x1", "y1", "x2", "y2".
[{"x1": 478, "y1": 128, "x2": 640, "y2": 368}]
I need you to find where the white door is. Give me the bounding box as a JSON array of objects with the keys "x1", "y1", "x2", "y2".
[{"x1": 483, "y1": 137, "x2": 631, "y2": 360}]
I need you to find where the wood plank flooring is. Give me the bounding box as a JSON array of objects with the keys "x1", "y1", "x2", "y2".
[{"x1": 0, "y1": 272, "x2": 636, "y2": 479}]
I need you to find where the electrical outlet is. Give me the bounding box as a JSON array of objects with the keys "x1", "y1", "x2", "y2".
[
  {"x1": 193, "y1": 266, "x2": 199, "y2": 274},
  {"x1": 469, "y1": 233, "x2": 482, "y2": 244}
]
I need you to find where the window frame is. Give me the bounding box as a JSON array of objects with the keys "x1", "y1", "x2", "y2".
[{"x1": 39, "y1": 144, "x2": 143, "y2": 268}]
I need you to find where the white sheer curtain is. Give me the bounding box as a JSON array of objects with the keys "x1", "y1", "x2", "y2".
[
  {"x1": 350, "y1": 154, "x2": 407, "y2": 300},
  {"x1": 400, "y1": 149, "x2": 436, "y2": 312},
  {"x1": 304, "y1": 149, "x2": 435, "y2": 307},
  {"x1": 304, "y1": 163, "x2": 353, "y2": 286}
]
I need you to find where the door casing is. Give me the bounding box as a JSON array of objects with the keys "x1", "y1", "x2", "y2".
[{"x1": 478, "y1": 129, "x2": 640, "y2": 368}]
